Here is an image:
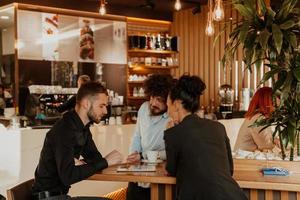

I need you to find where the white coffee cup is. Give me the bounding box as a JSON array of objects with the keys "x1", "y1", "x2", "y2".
[
  {"x1": 147, "y1": 151, "x2": 159, "y2": 162},
  {"x1": 108, "y1": 117, "x2": 116, "y2": 125}
]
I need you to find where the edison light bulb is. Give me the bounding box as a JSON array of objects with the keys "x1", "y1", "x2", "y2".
[
  {"x1": 99, "y1": 3, "x2": 106, "y2": 15},
  {"x1": 213, "y1": 0, "x2": 224, "y2": 21},
  {"x1": 205, "y1": 13, "x2": 215, "y2": 36},
  {"x1": 174, "y1": 0, "x2": 182, "y2": 11}
]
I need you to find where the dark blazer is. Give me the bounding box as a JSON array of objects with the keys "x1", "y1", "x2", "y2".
[{"x1": 164, "y1": 114, "x2": 247, "y2": 200}]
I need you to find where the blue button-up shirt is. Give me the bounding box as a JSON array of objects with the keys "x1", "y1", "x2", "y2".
[{"x1": 129, "y1": 101, "x2": 169, "y2": 159}]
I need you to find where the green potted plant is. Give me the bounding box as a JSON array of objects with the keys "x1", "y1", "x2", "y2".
[{"x1": 222, "y1": 0, "x2": 300, "y2": 160}]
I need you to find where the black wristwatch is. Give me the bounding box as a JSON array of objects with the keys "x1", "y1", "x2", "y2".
[{"x1": 139, "y1": 152, "x2": 144, "y2": 159}]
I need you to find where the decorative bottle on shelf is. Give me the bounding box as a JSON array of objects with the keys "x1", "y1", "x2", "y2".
[
  {"x1": 155, "y1": 34, "x2": 161, "y2": 50},
  {"x1": 165, "y1": 34, "x2": 171, "y2": 50},
  {"x1": 160, "y1": 33, "x2": 166, "y2": 50},
  {"x1": 133, "y1": 87, "x2": 138, "y2": 97},
  {"x1": 146, "y1": 33, "x2": 151, "y2": 49},
  {"x1": 150, "y1": 35, "x2": 156, "y2": 50}
]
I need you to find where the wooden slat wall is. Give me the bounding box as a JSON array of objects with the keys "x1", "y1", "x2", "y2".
[{"x1": 171, "y1": 4, "x2": 272, "y2": 107}]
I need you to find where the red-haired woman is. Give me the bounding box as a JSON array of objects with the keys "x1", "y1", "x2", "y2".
[{"x1": 234, "y1": 87, "x2": 275, "y2": 151}]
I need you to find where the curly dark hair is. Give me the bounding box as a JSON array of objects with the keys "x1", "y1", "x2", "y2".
[
  {"x1": 169, "y1": 75, "x2": 206, "y2": 113},
  {"x1": 144, "y1": 74, "x2": 174, "y2": 101}
]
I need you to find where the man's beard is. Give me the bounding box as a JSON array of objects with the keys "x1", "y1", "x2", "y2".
[
  {"x1": 87, "y1": 106, "x2": 102, "y2": 124},
  {"x1": 150, "y1": 105, "x2": 167, "y2": 116}
]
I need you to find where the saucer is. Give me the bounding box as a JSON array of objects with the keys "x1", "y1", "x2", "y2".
[{"x1": 142, "y1": 159, "x2": 163, "y2": 164}]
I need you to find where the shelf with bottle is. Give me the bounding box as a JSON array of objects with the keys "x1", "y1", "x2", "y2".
[
  {"x1": 128, "y1": 32, "x2": 178, "y2": 52},
  {"x1": 128, "y1": 64, "x2": 178, "y2": 69},
  {"x1": 128, "y1": 49, "x2": 177, "y2": 54},
  {"x1": 128, "y1": 56, "x2": 178, "y2": 69},
  {"x1": 126, "y1": 31, "x2": 178, "y2": 110}
]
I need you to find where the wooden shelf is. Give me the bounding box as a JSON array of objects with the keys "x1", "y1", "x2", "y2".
[
  {"x1": 129, "y1": 64, "x2": 178, "y2": 69},
  {"x1": 127, "y1": 81, "x2": 144, "y2": 84},
  {"x1": 127, "y1": 96, "x2": 147, "y2": 100},
  {"x1": 128, "y1": 49, "x2": 177, "y2": 54}
]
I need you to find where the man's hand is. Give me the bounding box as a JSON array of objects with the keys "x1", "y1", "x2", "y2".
[
  {"x1": 105, "y1": 150, "x2": 123, "y2": 166},
  {"x1": 74, "y1": 158, "x2": 86, "y2": 166},
  {"x1": 127, "y1": 151, "x2": 141, "y2": 163}
]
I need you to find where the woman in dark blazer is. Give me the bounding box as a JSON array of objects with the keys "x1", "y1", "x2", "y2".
[{"x1": 164, "y1": 75, "x2": 247, "y2": 200}]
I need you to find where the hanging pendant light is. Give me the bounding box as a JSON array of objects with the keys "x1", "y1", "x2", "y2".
[
  {"x1": 213, "y1": 0, "x2": 224, "y2": 21},
  {"x1": 205, "y1": 12, "x2": 215, "y2": 36},
  {"x1": 205, "y1": 0, "x2": 215, "y2": 36},
  {"x1": 174, "y1": 0, "x2": 182, "y2": 11},
  {"x1": 99, "y1": 0, "x2": 106, "y2": 15}
]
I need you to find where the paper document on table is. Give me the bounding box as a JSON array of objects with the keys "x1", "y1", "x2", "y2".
[{"x1": 117, "y1": 165, "x2": 156, "y2": 172}]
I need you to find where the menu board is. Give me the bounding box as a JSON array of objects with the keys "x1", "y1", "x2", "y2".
[{"x1": 17, "y1": 10, "x2": 126, "y2": 64}]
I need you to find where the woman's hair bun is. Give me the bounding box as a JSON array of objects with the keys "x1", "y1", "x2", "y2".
[{"x1": 177, "y1": 75, "x2": 206, "y2": 96}]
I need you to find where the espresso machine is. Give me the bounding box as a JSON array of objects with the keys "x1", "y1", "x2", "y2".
[{"x1": 219, "y1": 84, "x2": 234, "y2": 119}]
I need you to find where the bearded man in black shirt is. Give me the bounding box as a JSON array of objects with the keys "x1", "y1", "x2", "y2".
[{"x1": 32, "y1": 82, "x2": 123, "y2": 200}]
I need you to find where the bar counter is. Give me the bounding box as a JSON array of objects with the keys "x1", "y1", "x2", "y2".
[{"x1": 1, "y1": 120, "x2": 300, "y2": 200}]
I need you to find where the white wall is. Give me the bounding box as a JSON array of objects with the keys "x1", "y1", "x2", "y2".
[{"x1": 2, "y1": 26, "x2": 14, "y2": 55}]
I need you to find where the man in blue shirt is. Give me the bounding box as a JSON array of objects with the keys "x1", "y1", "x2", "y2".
[{"x1": 126, "y1": 74, "x2": 174, "y2": 200}]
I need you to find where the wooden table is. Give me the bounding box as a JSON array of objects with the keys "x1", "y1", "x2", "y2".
[
  {"x1": 89, "y1": 163, "x2": 175, "y2": 200},
  {"x1": 233, "y1": 159, "x2": 300, "y2": 200},
  {"x1": 89, "y1": 160, "x2": 300, "y2": 200}
]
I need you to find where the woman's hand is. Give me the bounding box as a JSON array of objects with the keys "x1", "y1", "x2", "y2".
[{"x1": 166, "y1": 118, "x2": 179, "y2": 129}]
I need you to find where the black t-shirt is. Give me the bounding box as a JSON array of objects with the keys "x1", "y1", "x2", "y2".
[{"x1": 32, "y1": 110, "x2": 108, "y2": 194}]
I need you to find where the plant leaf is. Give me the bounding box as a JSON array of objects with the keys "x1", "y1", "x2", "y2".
[
  {"x1": 292, "y1": 8, "x2": 300, "y2": 14},
  {"x1": 259, "y1": 29, "x2": 271, "y2": 49},
  {"x1": 266, "y1": 7, "x2": 276, "y2": 19},
  {"x1": 293, "y1": 67, "x2": 300, "y2": 81},
  {"x1": 234, "y1": 4, "x2": 253, "y2": 19},
  {"x1": 239, "y1": 22, "x2": 250, "y2": 43},
  {"x1": 288, "y1": 122, "x2": 296, "y2": 146},
  {"x1": 257, "y1": 0, "x2": 267, "y2": 15},
  {"x1": 280, "y1": 20, "x2": 296, "y2": 30},
  {"x1": 277, "y1": 0, "x2": 294, "y2": 20},
  {"x1": 286, "y1": 31, "x2": 297, "y2": 48},
  {"x1": 261, "y1": 68, "x2": 281, "y2": 84},
  {"x1": 281, "y1": 71, "x2": 293, "y2": 101},
  {"x1": 272, "y1": 24, "x2": 283, "y2": 54},
  {"x1": 244, "y1": 0, "x2": 256, "y2": 12}
]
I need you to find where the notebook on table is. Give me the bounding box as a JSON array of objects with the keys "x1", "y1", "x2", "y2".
[{"x1": 117, "y1": 165, "x2": 156, "y2": 172}]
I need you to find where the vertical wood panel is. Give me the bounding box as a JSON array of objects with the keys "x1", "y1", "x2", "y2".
[
  {"x1": 184, "y1": 10, "x2": 189, "y2": 74},
  {"x1": 281, "y1": 191, "x2": 289, "y2": 200},
  {"x1": 204, "y1": 7, "x2": 209, "y2": 106},
  {"x1": 199, "y1": 9, "x2": 205, "y2": 106},
  {"x1": 250, "y1": 189, "x2": 258, "y2": 200},
  {"x1": 189, "y1": 10, "x2": 194, "y2": 75},
  {"x1": 179, "y1": 11, "x2": 184, "y2": 77},
  {"x1": 165, "y1": 184, "x2": 172, "y2": 200},
  {"x1": 171, "y1": 5, "x2": 253, "y2": 107},
  {"x1": 297, "y1": 192, "x2": 300, "y2": 200},
  {"x1": 150, "y1": 184, "x2": 159, "y2": 200},
  {"x1": 265, "y1": 190, "x2": 273, "y2": 200},
  {"x1": 194, "y1": 12, "x2": 199, "y2": 77}
]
